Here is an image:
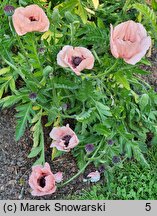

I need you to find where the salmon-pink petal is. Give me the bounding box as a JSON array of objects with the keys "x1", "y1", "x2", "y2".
[
  {"x1": 12, "y1": 4, "x2": 49, "y2": 36},
  {"x1": 54, "y1": 172, "x2": 63, "y2": 183},
  {"x1": 57, "y1": 45, "x2": 73, "y2": 67},
  {"x1": 44, "y1": 162, "x2": 51, "y2": 172},
  {"x1": 68, "y1": 135, "x2": 79, "y2": 149},
  {"x1": 29, "y1": 162, "x2": 58, "y2": 196},
  {"x1": 114, "y1": 39, "x2": 141, "y2": 60},
  {"x1": 57, "y1": 46, "x2": 95, "y2": 74},
  {"x1": 110, "y1": 24, "x2": 119, "y2": 58},
  {"x1": 32, "y1": 164, "x2": 43, "y2": 172},
  {"x1": 87, "y1": 171, "x2": 100, "y2": 183},
  {"x1": 31, "y1": 185, "x2": 56, "y2": 196},
  {"x1": 50, "y1": 125, "x2": 79, "y2": 151},
  {"x1": 110, "y1": 20, "x2": 151, "y2": 64},
  {"x1": 49, "y1": 124, "x2": 74, "y2": 140},
  {"x1": 137, "y1": 23, "x2": 147, "y2": 38},
  {"x1": 112, "y1": 21, "x2": 130, "y2": 40},
  {"x1": 74, "y1": 47, "x2": 92, "y2": 58},
  {"x1": 49, "y1": 127, "x2": 65, "y2": 140},
  {"x1": 125, "y1": 36, "x2": 151, "y2": 65},
  {"x1": 50, "y1": 140, "x2": 66, "y2": 151},
  {"x1": 123, "y1": 21, "x2": 139, "y2": 42}
]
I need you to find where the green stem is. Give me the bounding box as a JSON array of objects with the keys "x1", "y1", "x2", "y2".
[
  {"x1": 31, "y1": 33, "x2": 43, "y2": 71},
  {"x1": 70, "y1": 23, "x2": 74, "y2": 45},
  {"x1": 84, "y1": 59, "x2": 119, "y2": 79},
  {"x1": 40, "y1": 123, "x2": 45, "y2": 165},
  {"x1": 94, "y1": 59, "x2": 119, "y2": 78},
  {"x1": 8, "y1": 16, "x2": 14, "y2": 36},
  {"x1": 60, "y1": 137, "x2": 104, "y2": 187},
  {"x1": 16, "y1": 34, "x2": 31, "y2": 68},
  {"x1": 61, "y1": 114, "x2": 76, "y2": 119}
]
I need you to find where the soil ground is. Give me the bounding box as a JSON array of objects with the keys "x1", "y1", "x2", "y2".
[
  {"x1": 0, "y1": 110, "x2": 94, "y2": 200},
  {"x1": 0, "y1": 48, "x2": 156, "y2": 200}
]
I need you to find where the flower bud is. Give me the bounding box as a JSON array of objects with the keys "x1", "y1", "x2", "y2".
[
  {"x1": 4, "y1": 5, "x2": 15, "y2": 16},
  {"x1": 112, "y1": 156, "x2": 120, "y2": 164},
  {"x1": 29, "y1": 92, "x2": 37, "y2": 101},
  {"x1": 85, "y1": 144, "x2": 95, "y2": 153}
]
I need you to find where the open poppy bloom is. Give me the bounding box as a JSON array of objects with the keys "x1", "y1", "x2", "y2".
[
  {"x1": 50, "y1": 124, "x2": 79, "y2": 152},
  {"x1": 12, "y1": 4, "x2": 49, "y2": 36},
  {"x1": 110, "y1": 20, "x2": 151, "y2": 65},
  {"x1": 57, "y1": 45, "x2": 95, "y2": 75},
  {"x1": 29, "y1": 162, "x2": 62, "y2": 196}
]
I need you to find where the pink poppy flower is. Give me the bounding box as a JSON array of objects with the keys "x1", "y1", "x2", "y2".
[
  {"x1": 29, "y1": 162, "x2": 62, "y2": 196},
  {"x1": 50, "y1": 124, "x2": 79, "y2": 152},
  {"x1": 57, "y1": 45, "x2": 95, "y2": 75},
  {"x1": 87, "y1": 171, "x2": 100, "y2": 183},
  {"x1": 110, "y1": 20, "x2": 151, "y2": 65},
  {"x1": 12, "y1": 4, "x2": 49, "y2": 36}
]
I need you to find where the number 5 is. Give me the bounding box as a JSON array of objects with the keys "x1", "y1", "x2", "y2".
[{"x1": 145, "y1": 203, "x2": 151, "y2": 211}]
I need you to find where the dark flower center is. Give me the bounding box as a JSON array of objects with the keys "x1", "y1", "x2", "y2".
[
  {"x1": 38, "y1": 176, "x2": 46, "y2": 188},
  {"x1": 62, "y1": 135, "x2": 72, "y2": 147},
  {"x1": 72, "y1": 56, "x2": 82, "y2": 67},
  {"x1": 29, "y1": 16, "x2": 37, "y2": 22}
]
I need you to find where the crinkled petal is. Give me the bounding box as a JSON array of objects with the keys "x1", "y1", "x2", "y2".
[
  {"x1": 49, "y1": 124, "x2": 74, "y2": 140},
  {"x1": 125, "y1": 36, "x2": 151, "y2": 65},
  {"x1": 54, "y1": 172, "x2": 63, "y2": 183},
  {"x1": 68, "y1": 134, "x2": 79, "y2": 149},
  {"x1": 87, "y1": 171, "x2": 100, "y2": 183},
  {"x1": 110, "y1": 24, "x2": 119, "y2": 58},
  {"x1": 57, "y1": 45, "x2": 73, "y2": 67},
  {"x1": 12, "y1": 4, "x2": 49, "y2": 36}
]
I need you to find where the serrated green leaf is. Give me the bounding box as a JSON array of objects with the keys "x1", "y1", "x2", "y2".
[
  {"x1": 96, "y1": 101, "x2": 112, "y2": 117},
  {"x1": 94, "y1": 124, "x2": 111, "y2": 136},
  {"x1": 0, "y1": 67, "x2": 10, "y2": 75},
  {"x1": 0, "y1": 95, "x2": 22, "y2": 108},
  {"x1": 76, "y1": 108, "x2": 95, "y2": 121},
  {"x1": 139, "y1": 94, "x2": 149, "y2": 110},
  {"x1": 77, "y1": 2, "x2": 87, "y2": 24},
  {"x1": 115, "y1": 71, "x2": 130, "y2": 90},
  {"x1": 28, "y1": 146, "x2": 42, "y2": 158},
  {"x1": 15, "y1": 103, "x2": 32, "y2": 141},
  {"x1": 9, "y1": 78, "x2": 16, "y2": 92}
]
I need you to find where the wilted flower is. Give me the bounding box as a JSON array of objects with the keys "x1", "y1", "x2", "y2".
[
  {"x1": 87, "y1": 171, "x2": 100, "y2": 183},
  {"x1": 12, "y1": 4, "x2": 50, "y2": 36},
  {"x1": 57, "y1": 45, "x2": 95, "y2": 75},
  {"x1": 50, "y1": 124, "x2": 79, "y2": 152},
  {"x1": 85, "y1": 144, "x2": 95, "y2": 153},
  {"x1": 4, "y1": 5, "x2": 15, "y2": 16},
  {"x1": 110, "y1": 20, "x2": 151, "y2": 65},
  {"x1": 29, "y1": 162, "x2": 62, "y2": 196},
  {"x1": 112, "y1": 156, "x2": 120, "y2": 164}
]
